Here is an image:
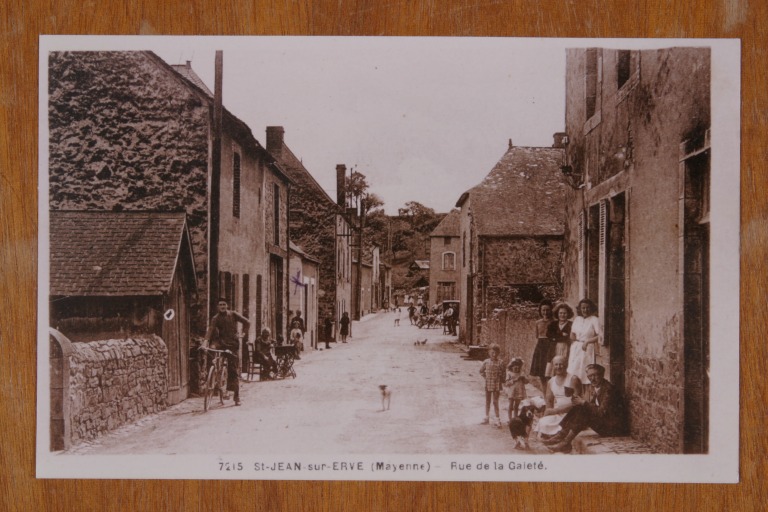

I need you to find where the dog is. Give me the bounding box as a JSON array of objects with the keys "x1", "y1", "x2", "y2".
[
  {"x1": 413, "y1": 338, "x2": 427, "y2": 345},
  {"x1": 379, "y1": 384, "x2": 391, "y2": 411},
  {"x1": 508, "y1": 404, "x2": 537, "y2": 450}
]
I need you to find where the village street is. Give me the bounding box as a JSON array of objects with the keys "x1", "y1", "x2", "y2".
[{"x1": 66, "y1": 311, "x2": 548, "y2": 456}]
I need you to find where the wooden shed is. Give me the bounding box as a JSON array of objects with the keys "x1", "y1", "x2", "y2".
[{"x1": 49, "y1": 211, "x2": 197, "y2": 405}]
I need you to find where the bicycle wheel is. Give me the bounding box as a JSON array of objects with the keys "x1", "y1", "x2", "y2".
[
  {"x1": 203, "y1": 365, "x2": 216, "y2": 412},
  {"x1": 218, "y1": 362, "x2": 228, "y2": 404}
]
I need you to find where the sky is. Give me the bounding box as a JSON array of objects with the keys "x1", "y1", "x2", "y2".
[
  {"x1": 45, "y1": 37, "x2": 721, "y2": 215},
  {"x1": 149, "y1": 37, "x2": 567, "y2": 214}
]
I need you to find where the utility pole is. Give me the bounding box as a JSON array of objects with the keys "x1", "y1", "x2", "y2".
[
  {"x1": 354, "y1": 199, "x2": 366, "y2": 321},
  {"x1": 208, "y1": 50, "x2": 223, "y2": 320}
]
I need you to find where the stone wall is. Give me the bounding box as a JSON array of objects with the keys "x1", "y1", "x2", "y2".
[
  {"x1": 562, "y1": 48, "x2": 710, "y2": 453},
  {"x1": 68, "y1": 336, "x2": 168, "y2": 444},
  {"x1": 478, "y1": 306, "x2": 539, "y2": 370}
]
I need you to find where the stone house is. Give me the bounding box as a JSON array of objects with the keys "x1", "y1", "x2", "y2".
[
  {"x1": 48, "y1": 211, "x2": 197, "y2": 449},
  {"x1": 561, "y1": 47, "x2": 711, "y2": 453},
  {"x1": 456, "y1": 142, "x2": 565, "y2": 343},
  {"x1": 289, "y1": 241, "x2": 320, "y2": 349},
  {"x1": 48, "y1": 51, "x2": 291, "y2": 347},
  {"x1": 429, "y1": 209, "x2": 461, "y2": 305},
  {"x1": 265, "y1": 126, "x2": 353, "y2": 341}
]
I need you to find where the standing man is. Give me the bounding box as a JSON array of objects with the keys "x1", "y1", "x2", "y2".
[
  {"x1": 323, "y1": 315, "x2": 334, "y2": 349},
  {"x1": 205, "y1": 298, "x2": 250, "y2": 406},
  {"x1": 290, "y1": 310, "x2": 306, "y2": 335},
  {"x1": 444, "y1": 304, "x2": 456, "y2": 335}
]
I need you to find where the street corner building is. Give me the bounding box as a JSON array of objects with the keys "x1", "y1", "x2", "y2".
[
  {"x1": 47, "y1": 51, "x2": 292, "y2": 346},
  {"x1": 561, "y1": 47, "x2": 711, "y2": 453},
  {"x1": 48, "y1": 211, "x2": 197, "y2": 450},
  {"x1": 429, "y1": 209, "x2": 461, "y2": 309},
  {"x1": 455, "y1": 140, "x2": 567, "y2": 346}
]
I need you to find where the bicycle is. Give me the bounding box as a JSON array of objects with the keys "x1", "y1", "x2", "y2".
[{"x1": 198, "y1": 346, "x2": 233, "y2": 411}]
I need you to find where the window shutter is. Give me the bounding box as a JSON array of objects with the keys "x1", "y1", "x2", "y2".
[
  {"x1": 578, "y1": 211, "x2": 585, "y2": 298},
  {"x1": 598, "y1": 200, "x2": 608, "y2": 345}
]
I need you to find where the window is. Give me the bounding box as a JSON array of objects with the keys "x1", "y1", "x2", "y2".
[
  {"x1": 617, "y1": 50, "x2": 631, "y2": 89},
  {"x1": 437, "y1": 282, "x2": 456, "y2": 303},
  {"x1": 273, "y1": 183, "x2": 280, "y2": 246},
  {"x1": 232, "y1": 152, "x2": 241, "y2": 218},
  {"x1": 444, "y1": 236, "x2": 451, "y2": 246},
  {"x1": 585, "y1": 48, "x2": 599, "y2": 119},
  {"x1": 442, "y1": 252, "x2": 456, "y2": 270}
]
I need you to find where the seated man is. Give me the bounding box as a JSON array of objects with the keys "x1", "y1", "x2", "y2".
[
  {"x1": 546, "y1": 363, "x2": 628, "y2": 452},
  {"x1": 254, "y1": 328, "x2": 279, "y2": 380}
]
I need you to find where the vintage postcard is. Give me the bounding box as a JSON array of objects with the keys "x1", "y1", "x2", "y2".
[{"x1": 37, "y1": 36, "x2": 740, "y2": 482}]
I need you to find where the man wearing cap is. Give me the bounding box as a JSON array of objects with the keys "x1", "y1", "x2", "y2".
[
  {"x1": 205, "y1": 299, "x2": 250, "y2": 406},
  {"x1": 546, "y1": 363, "x2": 628, "y2": 453}
]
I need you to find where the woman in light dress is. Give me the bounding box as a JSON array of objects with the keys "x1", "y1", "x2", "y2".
[
  {"x1": 567, "y1": 298, "x2": 602, "y2": 385},
  {"x1": 535, "y1": 355, "x2": 582, "y2": 438}
]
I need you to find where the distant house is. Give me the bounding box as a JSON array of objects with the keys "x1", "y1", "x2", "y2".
[
  {"x1": 288, "y1": 241, "x2": 320, "y2": 348},
  {"x1": 406, "y1": 260, "x2": 430, "y2": 291},
  {"x1": 561, "y1": 47, "x2": 711, "y2": 454},
  {"x1": 266, "y1": 126, "x2": 353, "y2": 340},
  {"x1": 456, "y1": 141, "x2": 565, "y2": 343},
  {"x1": 49, "y1": 211, "x2": 197, "y2": 405},
  {"x1": 48, "y1": 51, "x2": 291, "y2": 347},
  {"x1": 429, "y1": 210, "x2": 461, "y2": 305}
]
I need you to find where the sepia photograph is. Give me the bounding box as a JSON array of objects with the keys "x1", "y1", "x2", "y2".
[{"x1": 36, "y1": 36, "x2": 740, "y2": 482}]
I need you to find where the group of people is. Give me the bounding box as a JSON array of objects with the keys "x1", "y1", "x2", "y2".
[
  {"x1": 478, "y1": 297, "x2": 627, "y2": 453},
  {"x1": 530, "y1": 298, "x2": 602, "y2": 388},
  {"x1": 392, "y1": 300, "x2": 456, "y2": 335},
  {"x1": 202, "y1": 300, "x2": 313, "y2": 405}
]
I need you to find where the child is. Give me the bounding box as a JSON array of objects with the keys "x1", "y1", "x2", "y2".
[
  {"x1": 394, "y1": 307, "x2": 401, "y2": 327},
  {"x1": 290, "y1": 320, "x2": 303, "y2": 359},
  {"x1": 479, "y1": 343, "x2": 506, "y2": 427},
  {"x1": 504, "y1": 357, "x2": 528, "y2": 422}
]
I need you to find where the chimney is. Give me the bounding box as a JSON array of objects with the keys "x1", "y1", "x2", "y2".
[
  {"x1": 508, "y1": 138, "x2": 513, "y2": 150},
  {"x1": 336, "y1": 164, "x2": 347, "y2": 207},
  {"x1": 186, "y1": 60, "x2": 191, "y2": 68},
  {"x1": 552, "y1": 132, "x2": 568, "y2": 148},
  {"x1": 266, "y1": 126, "x2": 285, "y2": 158}
]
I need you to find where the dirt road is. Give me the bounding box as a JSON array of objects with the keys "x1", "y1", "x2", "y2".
[{"x1": 68, "y1": 311, "x2": 548, "y2": 455}]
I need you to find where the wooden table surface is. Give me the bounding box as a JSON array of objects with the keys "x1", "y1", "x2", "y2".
[{"x1": 1, "y1": 1, "x2": 765, "y2": 510}]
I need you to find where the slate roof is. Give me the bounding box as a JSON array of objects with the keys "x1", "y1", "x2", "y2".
[
  {"x1": 430, "y1": 209, "x2": 460, "y2": 237},
  {"x1": 170, "y1": 62, "x2": 214, "y2": 96},
  {"x1": 456, "y1": 146, "x2": 566, "y2": 236},
  {"x1": 50, "y1": 211, "x2": 193, "y2": 297},
  {"x1": 410, "y1": 260, "x2": 430, "y2": 270},
  {"x1": 289, "y1": 241, "x2": 321, "y2": 264}
]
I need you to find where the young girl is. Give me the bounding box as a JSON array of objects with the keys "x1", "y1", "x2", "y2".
[
  {"x1": 504, "y1": 357, "x2": 528, "y2": 422},
  {"x1": 480, "y1": 343, "x2": 506, "y2": 427},
  {"x1": 290, "y1": 320, "x2": 303, "y2": 359},
  {"x1": 548, "y1": 302, "x2": 574, "y2": 363}
]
